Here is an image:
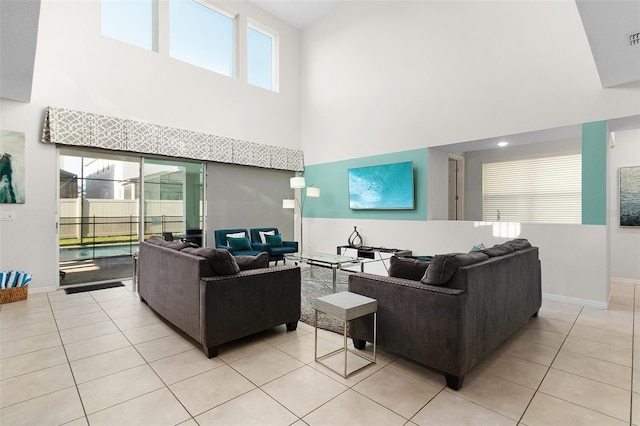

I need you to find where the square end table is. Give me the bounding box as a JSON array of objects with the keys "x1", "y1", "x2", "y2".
[{"x1": 313, "y1": 291, "x2": 377, "y2": 378}]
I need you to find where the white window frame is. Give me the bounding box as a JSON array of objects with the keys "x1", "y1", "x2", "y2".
[{"x1": 247, "y1": 18, "x2": 279, "y2": 92}]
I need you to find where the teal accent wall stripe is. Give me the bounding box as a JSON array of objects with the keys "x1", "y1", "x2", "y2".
[
  {"x1": 302, "y1": 149, "x2": 428, "y2": 221},
  {"x1": 582, "y1": 121, "x2": 607, "y2": 225}
]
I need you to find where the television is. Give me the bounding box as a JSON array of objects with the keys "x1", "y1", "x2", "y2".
[{"x1": 348, "y1": 161, "x2": 415, "y2": 210}]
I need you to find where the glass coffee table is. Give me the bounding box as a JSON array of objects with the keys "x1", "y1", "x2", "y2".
[{"x1": 285, "y1": 252, "x2": 361, "y2": 293}]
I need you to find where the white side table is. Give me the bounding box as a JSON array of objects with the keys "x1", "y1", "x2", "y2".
[{"x1": 313, "y1": 291, "x2": 377, "y2": 378}]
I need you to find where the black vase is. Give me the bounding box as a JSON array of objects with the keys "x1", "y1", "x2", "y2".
[{"x1": 348, "y1": 226, "x2": 363, "y2": 248}]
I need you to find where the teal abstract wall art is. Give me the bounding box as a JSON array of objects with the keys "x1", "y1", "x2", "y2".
[{"x1": 0, "y1": 130, "x2": 25, "y2": 204}]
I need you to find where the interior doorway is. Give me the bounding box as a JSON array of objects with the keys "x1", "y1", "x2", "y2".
[{"x1": 448, "y1": 156, "x2": 464, "y2": 220}]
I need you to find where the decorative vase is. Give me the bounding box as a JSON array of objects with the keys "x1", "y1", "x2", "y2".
[{"x1": 348, "y1": 226, "x2": 363, "y2": 248}]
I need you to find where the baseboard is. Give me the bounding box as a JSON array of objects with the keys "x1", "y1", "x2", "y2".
[
  {"x1": 610, "y1": 277, "x2": 640, "y2": 286},
  {"x1": 542, "y1": 292, "x2": 607, "y2": 309}
]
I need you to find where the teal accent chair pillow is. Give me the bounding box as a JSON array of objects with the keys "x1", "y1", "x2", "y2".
[
  {"x1": 265, "y1": 234, "x2": 284, "y2": 247},
  {"x1": 227, "y1": 237, "x2": 253, "y2": 251}
]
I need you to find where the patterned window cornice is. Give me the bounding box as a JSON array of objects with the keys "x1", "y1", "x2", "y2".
[{"x1": 41, "y1": 106, "x2": 304, "y2": 172}]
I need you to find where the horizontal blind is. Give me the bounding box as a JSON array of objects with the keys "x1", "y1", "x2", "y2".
[{"x1": 482, "y1": 154, "x2": 581, "y2": 223}]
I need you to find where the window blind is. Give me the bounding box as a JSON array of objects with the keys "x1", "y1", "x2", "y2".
[{"x1": 482, "y1": 154, "x2": 581, "y2": 223}]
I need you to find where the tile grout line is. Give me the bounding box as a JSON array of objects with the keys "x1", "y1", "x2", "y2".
[
  {"x1": 49, "y1": 290, "x2": 90, "y2": 425},
  {"x1": 630, "y1": 283, "x2": 636, "y2": 425},
  {"x1": 515, "y1": 304, "x2": 584, "y2": 425}
]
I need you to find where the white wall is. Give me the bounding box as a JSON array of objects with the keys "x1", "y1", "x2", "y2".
[
  {"x1": 608, "y1": 128, "x2": 640, "y2": 281},
  {"x1": 301, "y1": 1, "x2": 640, "y2": 164},
  {"x1": 306, "y1": 218, "x2": 609, "y2": 305},
  {"x1": 300, "y1": 1, "x2": 640, "y2": 304},
  {"x1": 0, "y1": 0, "x2": 301, "y2": 291}
]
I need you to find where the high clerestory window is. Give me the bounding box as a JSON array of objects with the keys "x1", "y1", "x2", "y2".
[
  {"x1": 101, "y1": 1, "x2": 278, "y2": 89},
  {"x1": 101, "y1": 0, "x2": 157, "y2": 51},
  {"x1": 247, "y1": 21, "x2": 278, "y2": 91},
  {"x1": 482, "y1": 154, "x2": 582, "y2": 223},
  {"x1": 170, "y1": 0, "x2": 235, "y2": 77}
]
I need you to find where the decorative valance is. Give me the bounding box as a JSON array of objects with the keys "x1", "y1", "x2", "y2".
[{"x1": 41, "y1": 106, "x2": 304, "y2": 171}]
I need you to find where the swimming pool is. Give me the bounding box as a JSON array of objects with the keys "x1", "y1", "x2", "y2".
[{"x1": 60, "y1": 243, "x2": 139, "y2": 261}]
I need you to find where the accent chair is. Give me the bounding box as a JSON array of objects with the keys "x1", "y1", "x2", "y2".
[{"x1": 249, "y1": 227, "x2": 298, "y2": 264}]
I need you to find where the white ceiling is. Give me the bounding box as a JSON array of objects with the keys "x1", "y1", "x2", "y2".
[
  {"x1": 575, "y1": 0, "x2": 640, "y2": 88},
  {"x1": 248, "y1": 0, "x2": 344, "y2": 30}
]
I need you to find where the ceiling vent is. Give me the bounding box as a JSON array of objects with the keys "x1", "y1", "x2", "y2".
[{"x1": 629, "y1": 32, "x2": 640, "y2": 46}]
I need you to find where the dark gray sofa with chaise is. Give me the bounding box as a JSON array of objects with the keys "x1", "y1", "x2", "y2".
[
  {"x1": 348, "y1": 239, "x2": 541, "y2": 390},
  {"x1": 138, "y1": 237, "x2": 301, "y2": 357}
]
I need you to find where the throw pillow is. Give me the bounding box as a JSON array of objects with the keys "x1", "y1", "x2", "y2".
[
  {"x1": 146, "y1": 236, "x2": 165, "y2": 245},
  {"x1": 227, "y1": 237, "x2": 253, "y2": 251},
  {"x1": 388, "y1": 256, "x2": 430, "y2": 281},
  {"x1": 225, "y1": 232, "x2": 246, "y2": 245},
  {"x1": 481, "y1": 244, "x2": 516, "y2": 258},
  {"x1": 160, "y1": 240, "x2": 189, "y2": 250},
  {"x1": 182, "y1": 247, "x2": 240, "y2": 275},
  {"x1": 504, "y1": 238, "x2": 532, "y2": 251},
  {"x1": 265, "y1": 234, "x2": 284, "y2": 247},
  {"x1": 259, "y1": 230, "x2": 276, "y2": 244},
  {"x1": 235, "y1": 252, "x2": 269, "y2": 270},
  {"x1": 421, "y1": 252, "x2": 489, "y2": 286}
]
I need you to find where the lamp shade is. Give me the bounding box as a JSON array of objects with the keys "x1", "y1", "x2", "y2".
[
  {"x1": 290, "y1": 176, "x2": 306, "y2": 189},
  {"x1": 282, "y1": 199, "x2": 296, "y2": 209},
  {"x1": 306, "y1": 186, "x2": 320, "y2": 197}
]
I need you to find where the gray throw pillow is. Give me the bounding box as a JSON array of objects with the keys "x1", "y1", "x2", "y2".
[
  {"x1": 421, "y1": 252, "x2": 489, "y2": 286},
  {"x1": 388, "y1": 256, "x2": 430, "y2": 281},
  {"x1": 182, "y1": 247, "x2": 240, "y2": 275},
  {"x1": 235, "y1": 252, "x2": 269, "y2": 270},
  {"x1": 504, "y1": 238, "x2": 532, "y2": 251},
  {"x1": 160, "y1": 240, "x2": 189, "y2": 250},
  {"x1": 146, "y1": 236, "x2": 165, "y2": 245},
  {"x1": 481, "y1": 243, "x2": 515, "y2": 258}
]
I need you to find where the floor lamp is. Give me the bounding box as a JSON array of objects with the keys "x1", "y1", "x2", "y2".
[{"x1": 283, "y1": 176, "x2": 320, "y2": 253}]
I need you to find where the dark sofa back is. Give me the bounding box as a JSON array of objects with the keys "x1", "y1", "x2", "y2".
[{"x1": 138, "y1": 241, "x2": 214, "y2": 342}]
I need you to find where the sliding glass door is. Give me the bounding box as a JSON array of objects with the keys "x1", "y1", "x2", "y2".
[
  {"x1": 142, "y1": 159, "x2": 204, "y2": 244},
  {"x1": 59, "y1": 148, "x2": 204, "y2": 286}
]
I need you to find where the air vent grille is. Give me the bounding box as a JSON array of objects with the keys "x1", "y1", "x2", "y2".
[{"x1": 629, "y1": 32, "x2": 640, "y2": 46}]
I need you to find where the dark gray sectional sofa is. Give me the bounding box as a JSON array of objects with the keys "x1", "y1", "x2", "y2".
[
  {"x1": 348, "y1": 239, "x2": 541, "y2": 390},
  {"x1": 138, "y1": 237, "x2": 301, "y2": 357}
]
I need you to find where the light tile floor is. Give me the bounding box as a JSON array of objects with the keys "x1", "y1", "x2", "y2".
[{"x1": 0, "y1": 279, "x2": 637, "y2": 425}]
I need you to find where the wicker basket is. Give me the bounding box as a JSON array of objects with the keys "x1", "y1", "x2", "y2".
[{"x1": 0, "y1": 284, "x2": 29, "y2": 304}]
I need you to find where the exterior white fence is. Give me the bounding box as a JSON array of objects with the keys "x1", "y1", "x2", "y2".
[{"x1": 59, "y1": 199, "x2": 184, "y2": 240}]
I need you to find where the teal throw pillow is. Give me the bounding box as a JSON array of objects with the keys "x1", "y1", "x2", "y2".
[
  {"x1": 265, "y1": 234, "x2": 284, "y2": 247},
  {"x1": 227, "y1": 237, "x2": 252, "y2": 251}
]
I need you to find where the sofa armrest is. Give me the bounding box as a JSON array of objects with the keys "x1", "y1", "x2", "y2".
[
  {"x1": 251, "y1": 242, "x2": 270, "y2": 252},
  {"x1": 283, "y1": 241, "x2": 298, "y2": 251},
  {"x1": 199, "y1": 266, "x2": 301, "y2": 348},
  {"x1": 348, "y1": 272, "x2": 468, "y2": 376}
]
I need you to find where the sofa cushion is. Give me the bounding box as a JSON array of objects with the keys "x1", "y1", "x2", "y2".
[
  {"x1": 146, "y1": 236, "x2": 165, "y2": 245},
  {"x1": 265, "y1": 234, "x2": 284, "y2": 247},
  {"x1": 482, "y1": 243, "x2": 516, "y2": 258},
  {"x1": 504, "y1": 238, "x2": 532, "y2": 251},
  {"x1": 227, "y1": 237, "x2": 253, "y2": 251},
  {"x1": 235, "y1": 252, "x2": 269, "y2": 270},
  {"x1": 182, "y1": 247, "x2": 240, "y2": 275},
  {"x1": 146, "y1": 236, "x2": 189, "y2": 250},
  {"x1": 421, "y1": 252, "x2": 490, "y2": 286},
  {"x1": 388, "y1": 256, "x2": 431, "y2": 281}
]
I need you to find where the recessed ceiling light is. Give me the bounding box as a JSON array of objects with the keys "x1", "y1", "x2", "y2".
[{"x1": 497, "y1": 141, "x2": 509, "y2": 147}]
